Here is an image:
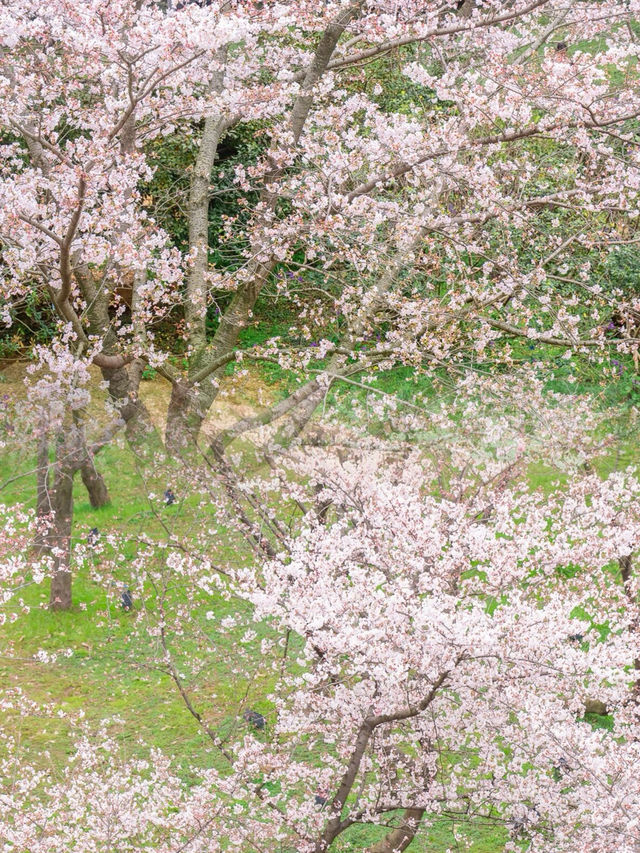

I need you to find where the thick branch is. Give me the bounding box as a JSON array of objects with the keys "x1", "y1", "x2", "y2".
[
  {"x1": 213, "y1": 376, "x2": 324, "y2": 448},
  {"x1": 185, "y1": 36, "x2": 229, "y2": 353},
  {"x1": 326, "y1": 0, "x2": 554, "y2": 74},
  {"x1": 368, "y1": 668, "x2": 451, "y2": 727},
  {"x1": 366, "y1": 808, "x2": 426, "y2": 853},
  {"x1": 483, "y1": 316, "x2": 601, "y2": 348},
  {"x1": 318, "y1": 668, "x2": 452, "y2": 851},
  {"x1": 290, "y1": 2, "x2": 364, "y2": 145},
  {"x1": 58, "y1": 175, "x2": 87, "y2": 307}
]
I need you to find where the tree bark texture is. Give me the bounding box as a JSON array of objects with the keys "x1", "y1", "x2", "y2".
[
  {"x1": 165, "y1": 4, "x2": 363, "y2": 452},
  {"x1": 366, "y1": 809, "x2": 426, "y2": 853},
  {"x1": 48, "y1": 462, "x2": 75, "y2": 611},
  {"x1": 80, "y1": 459, "x2": 110, "y2": 508}
]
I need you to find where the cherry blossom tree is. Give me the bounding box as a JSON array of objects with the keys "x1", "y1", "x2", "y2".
[
  {"x1": 22, "y1": 343, "x2": 126, "y2": 608},
  {"x1": 2, "y1": 2, "x2": 640, "y2": 845},
  {"x1": 2, "y1": 396, "x2": 640, "y2": 851},
  {"x1": 1, "y1": 0, "x2": 640, "y2": 457},
  {"x1": 4, "y1": 0, "x2": 640, "y2": 607}
]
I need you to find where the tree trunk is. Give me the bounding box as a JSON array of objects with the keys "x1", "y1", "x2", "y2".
[
  {"x1": 164, "y1": 47, "x2": 229, "y2": 455},
  {"x1": 80, "y1": 459, "x2": 110, "y2": 508},
  {"x1": 166, "y1": 5, "x2": 363, "y2": 454},
  {"x1": 48, "y1": 463, "x2": 75, "y2": 611},
  {"x1": 33, "y1": 429, "x2": 51, "y2": 553},
  {"x1": 620, "y1": 554, "x2": 640, "y2": 695},
  {"x1": 165, "y1": 380, "x2": 203, "y2": 455},
  {"x1": 101, "y1": 361, "x2": 155, "y2": 446},
  {"x1": 184, "y1": 113, "x2": 228, "y2": 355},
  {"x1": 165, "y1": 283, "x2": 262, "y2": 454},
  {"x1": 366, "y1": 808, "x2": 426, "y2": 853}
]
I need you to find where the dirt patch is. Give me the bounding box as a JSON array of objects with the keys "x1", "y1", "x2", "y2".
[
  {"x1": 1, "y1": 361, "x2": 281, "y2": 442},
  {"x1": 0, "y1": 359, "x2": 30, "y2": 400},
  {"x1": 139, "y1": 374, "x2": 263, "y2": 440}
]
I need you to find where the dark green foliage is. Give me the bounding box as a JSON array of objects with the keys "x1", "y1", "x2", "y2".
[
  {"x1": 0, "y1": 286, "x2": 59, "y2": 357},
  {"x1": 602, "y1": 245, "x2": 640, "y2": 295},
  {"x1": 142, "y1": 120, "x2": 266, "y2": 261}
]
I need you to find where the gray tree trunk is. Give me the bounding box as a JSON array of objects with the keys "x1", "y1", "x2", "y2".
[
  {"x1": 33, "y1": 428, "x2": 51, "y2": 553},
  {"x1": 366, "y1": 809, "x2": 425, "y2": 853},
  {"x1": 80, "y1": 460, "x2": 110, "y2": 508},
  {"x1": 165, "y1": 4, "x2": 364, "y2": 453},
  {"x1": 48, "y1": 461, "x2": 75, "y2": 611}
]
